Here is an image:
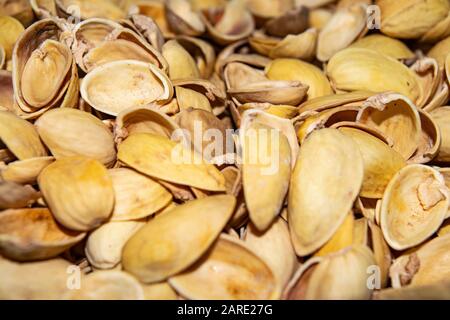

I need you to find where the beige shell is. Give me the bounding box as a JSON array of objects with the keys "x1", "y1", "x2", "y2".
[
  {"x1": 288, "y1": 128, "x2": 364, "y2": 256},
  {"x1": 165, "y1": 0, "x2": 205, "y2": 36},
  {"x1": 0, "y1": 181, "x2": 40, "y2": 210},
  {"x1": 38, "y1": 157, "x2": 115, "y2": 231},
  {"x1": 380, "y1": 164, "x2": 449, "y2": 250},
  {"x1": 169, "y1": 234, "x2": 279, "y2": 300},
  {"x1": 35, "y1": 108, "x2": 116, "y2": 167},
  {"x1": 63, "y1": 270, "x2": 144, "y2": 300},
  {"x1": 408, "y1": 110, "x2": 441, "y2": 164},
  {"x1": 109, "y1": 168, "x2": 172, "y2": 221},
  {"x1": 117, "y1": 133, "x2": 226, "y2": 191},
  {"x1": 175, "y1": 35, "x2": 216, "y2": 79},
  {"x1": 374, "y1": 282, "x2": 450, "y2": 300},
  {"x1": 80, "y1": 60, "x2": 173, "y2": 116},
  {"x1": 0, "y1": 110, "x2": 47, "y2": 160},
  {"x1": 431, "y1": 107, "x2": 450, "y2": 162},
  {"x1": 0, "y1": 16, "x2": 24, "y2": 61},
  {"x1": 0, "y1": 256, "x2": 72, "y2": 299},
  {"x1": 285, "y1": 245, "x2": 376, "y2": 300},
  {"x1": 314, "y1": 212, "x2": 354, "y2": 257},
  {"x1": 162, "y1": 39, "x2": 200, "y2": 80},
  {"x1": 55, "y1": 0, "x2": 126, "y2": 20},
  {"x1": 240, "y1": 112, "x2": 291, "y2": 231},
  {"x1": 338, "y1": 127, "x2": 406, "y2": 198},
  {"x1": 0, "y1": 70, "x2": 14, "y2": 112},
  {"x1": 357, "y1": 93, "x2": 422, "y2": 160},
  {"x1": 0, "y1": 0, "x2": 34, "y2": 27},
  {"x1": 142, "y1": 281, "x2": 178, "y2": 300},
  {"x1": 390, "y1": 233, "x2": 450, "y2": 288},
  {"x1": 122, "y1": 195, "x2": 236, "y2": 283},
  {"x1": 0, "y1": 208, "x2": 85, "y2": 261},
  {"x1": 0, "y1": 156, "x2": 54, "y2": 184},
  {"x1": 243, "y1": 218, "x2": 297, "y2": 292},
  {"x1": 85, "y1": 220, "x2": 145, "y2": 269},
  {"x1": 349, "y1": 34, "x2": 415, "y2": 60}
]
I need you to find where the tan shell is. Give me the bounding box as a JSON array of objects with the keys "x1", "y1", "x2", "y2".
[
  {"x1": 390, "y1": 233, "x2": 450, "y2": 289},
  {"x1": 55, "y1": 0, "x2": 126, "y2": 20},
  {"x1": 349, "y1": 34, "x2": 415, "y2": 60},
  {"x1": 380, "y1": 164, "x2": 449, "y2": 250},
  {"x1": 169, "y1": 234, "x2": 279, "y2": 300},
  {"x1": 288, "y1": 128, "x2": 364, "y2": 256},
  {"x1": 408, "y1": 110, "x2": 441, "y2": 164},
  {"x1": 240, "y1": 112, "x2": 291, "y2": 231},
  {"x1": 0, "y1": 181, "x2": 40, "y2": 210},
  {"x1": 0, "y1": 256, "x2": 72, "y2": 299},
  {"x1": 0, "y1": 0, "x2": 34, "y2": 27},
  {"x1": 374, "y1": 282, "x2": 450, "y2": 300},
  {"x1": 117, "y1": 133, "x2": 226, "y2": 191},
  {"x1": 357, "y1": 93, "x2": 422, "y2": 160},
  {"x1": 122, "y1": 195, "x2": 236, "y2": 283},
  {"x1": 0, "y1": 208, "x2": 85, "y2": 261},
  {"x1": 80, "y1": 60, "x2": 173, "y2": 116},
  {"x1": 285, "y1": 245, "x2": 376, "y2": 300},
  {"x1": 63, "y1": 270, "x2": 144, "y2": 300},
  {"x1": 431, "y1": 107, "x2": 450, "y2": 162},
  {"x1": 0, "y1": 16, "x2": 24, "y2": 61},
  {"x1": 162, "y1": 39, "x2": 200, "y2": 80},
  {"x1": 38, "y1": 157, "x2": 114, "y2": 231},
  {"x1": 142, "y1": 281, "x2": 178, "y2": 300},
  {"x1": 0, "y1": 156, "x2": 54, "y2": 184},
  {"x1": 85, "y1": 220, "x2": 145, "y2": 269},
  {"x1": 0, "y1": 70, "x2": 15, "y2": 112},
  {"x1": 314, "y1": 212, "x2": 354, "y2": 257},
  {"x1": 338, "y1": 127, "x2": 406, "y2": 198},
  {"x1": 175, "y1": 35, "x2": 216, "y2": 79},
  {"x1": 165, "y1": 0, "x2": 205, "y2": 36},
  {"x1": 244, "y1": 218, "x2": 298, "y2": 292},
  {"x1": 109, "y1": 168, "x2": 172, "y2": 221},
  {"x1": 35, "y1": 108, "x2": 116, "y2": 167}
]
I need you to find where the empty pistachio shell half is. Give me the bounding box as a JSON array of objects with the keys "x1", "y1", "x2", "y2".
[
  {"x1": 380, "y1": 164, "x2": 449, "y2": 250},
  {"x1": 122, "y1": 195, "x2": 236, "y2": 283},
  {"x1": 169, "y1": 234, "x2": 279, "y2": 300},
  {"x1": 288, "y1": 128, "x2": 364, "y2": 256},
  {"x1": 38, "y1": 157, "x2": 115, "y2": 231}
]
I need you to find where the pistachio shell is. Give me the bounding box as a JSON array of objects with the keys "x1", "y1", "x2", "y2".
[
  {"x1": 0, "y1": 0, "x2": 34, "y2": 27},
  {"x1": 353, "y1": 217, "x2": 369, "y2": 245},
  {"x1": 265, "y1": 58, "x2": 333, "y2": 100},
  {"x1": 0, "y1": 16, "x2": 24, "y2": 60},
  {"x1": 38, "y1": 157, "x2": 114, "y2": 231},
  {"x1": 244, "y1": 218, "x2": 297, "y2": 292},
  {"x1": 246, "y1": 0, "x2": 294, "y2": 20},
  {"x1": 0, "y1": 256, "x2": 72, "y2": 299},
  {"x1": 285, "y1": 245, "x2": 376, "y2": 300},
  {"x1": 374, "y1": 282, "x2": 450, "y2": 300},
  {"x1": 118, "y1": 133, "x2": 226, "y2": 191},
  {"x1": 109, "y1": 168, "x2": 172, "y2": 221},
  {"x1": 122, "y1": 195, "x2": 236, "y2": 283},
  {"x1": 36, "y1": 108, "x2": 116, "y2": 166},
  {"x1": 327, "y1": 48, "x2": 423, "y2": 106},
  {"x1": 314, "y1": 212, "x2": 354, "y2": 257},
  {"x1": 380, "y1": 164, "x2": 449, "y2": 250},
  {"x1": 288, "y1": 128, "x2": 364, "y2": 256},
  {"x1": 63, "y1": 270, "x2": 144, "y2": 300},
  {"x1": 390, "y1": 233, "x2": 450, "y2": 288},
  {"x1": 368, "y1": 220, "x2": 392, "y2": 288},
  {"x1": 409, "y1": 110, "x2": 441, "y2": 164},
  {"x1": 431, "y1": 107, "x2": 450, "y2": 162},
  {"x1": 169, "y1": 234, "x2": 279, "y2": 300},
  {"x1": 0, "y1": 208, "x2": 85, "y2": 261},
  {"x1": 428, "y1": 36, "x2": 450, "y2": 67},
  {"x1": 0, "y1": 157, "x2": 54, "y2": 185},
  {"x1": 142, "y1": 281, "x2": 178, "y2": 300},
  {"x1": 56, "y1": 0, "x2": 126, "y2": 20},
  {"x1": 162, "y1": 39, "x2": 200, "y2": 80},
  {"x1": 0, "y1": 111, "x2": 47, "y2": 160},
  {"x1": 176, "y1": 35, "x2": 216, "y2": 78},
  {"x1": 80, "y1": 60, "x2": 173, "y2": 116},
  {"x1": 339, "y1": 127, "x2": 406, "y2": 198},
  {"x1": 349, "y1": 34, "x2": 415, "y2": 60},
  {"x1": 0, "y1": 181, "x2": 40, "y2": 210},
  {"x1": 85, "y1": 220, "x2": 145, "y2": 269},
  {"x1": 0, "y1": 70, "x2": 14, "y2": 112},
  {"x1": 240, "y1": 117, "x2": 291, "y2": 231},
  {"x1": 165, "y1": 0, "x2": 205, "y2": 36}
]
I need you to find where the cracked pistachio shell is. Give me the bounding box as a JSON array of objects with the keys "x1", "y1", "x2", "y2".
[
  {"x1": 317, "y1": 3, "x2": 366, "y2": 62},
  {"x1": 0, "y1": 0, "x2": 34, "y2": 27},
  {"x1": 349, "y1": 34, "x2": 415, "y2": 60},
  {"x1": 122, "y1": 195, "x2": 236, "y2": 283},
  {"x1": 169, "y1": 234, "x2": 279, "y2": 300},
  {"x1": 0, "y1": 181, "x2": 40, "y2": 210},
  {"x1": 63, "y1": 270, "x2": 144, "y2": 300},
  {"x1": 357, "y1": 93, "x2": 422, "y2": 160},
  {"x1": 238, "y1": 103, "x2": 299, "y2": 119},
  {"x1": 431, "y1": 107, "x2": 450, "y2": 162},
  {"x1": 377, "y1": 0, "x2": 450, "y2": 39},
  {"x1": 0, "y1": 208, "x2": 85, "y2": 262},
  {"x1": 240, "y1": 115, "x2": 291, "y2": 231},
  {"x1": 0, "y1": 256, "x2": 72, "y2": 299},
  {"x1": 0, "y1": 156, "x2": 54, "y2": 184},
  {"x1": 56, "y1": 0, "x2": 126, "y2": 20},
  {"x1": 380, "y1": 164, "x2": 449, "y2": 250},
  {"x1": 390, "y1": 233, "x2": 450, "y2": 288},
  {"x1": 109, "y1": 168, "x2": 172, "y2": 221},
  {"x1": 374, "y1": 282, "x2": 450, "y2": 300},
  {"x1": 339, "y1": 127, "x2": 406, "y2": 198},
  {"x1": 353, "y1": 216, "x2": 369, "y2": 245},
  {"x1": 165, "y1": 0, "x2": 205, "y2": 36},
  {"x1": 314, "y1": 212, "x2": 354, "y2": 257},
  {"x1": 367, "y1": 220, "x2": 392, "y2": 288},
  {"x1": 85, "y1": 220, "x2": 145, "y2": 269},
  {"x1": 38, "y1": 157, "x2": 114, "y2": 231},
  {"x1": 35, "y1": 108, "x2": 116, "y2": 167},
  {"x1": 246, "y1": 0, "x2": 293, "y2": 20},
  {"x1": 265, "y1": 58, "x2": 332, "y2": 100},
  {"x1": 285, "y1": 245, "x2": 376, "y2": 300},
  {"x1": 142, "y1": 281, "x2": 178, "y2": 300},
  {"x1": 0, "y1": 16, "x2": 24, "y2": 60},
  {"x1": 327, "y1": 48, "x2": 423, "y2": 106},
  {"x1": 80, "y1": 60, "x2": 173, "y2": 116},
  {"x1": 175, "y1": 35, "x2": 216, "y2": 79},
  {"x1": 288, "y1": 128, "x2": 364, "y2": 256},
  {"x1": 264, "y1": 6, "x2": 309, "y2": 38},
  {"x1": 118, "y1": 133, "x2": 226, "y2": 191},
  {"x1": 409, "y1": 110, "x2": 441, "y2": 164},
  {"x1": 129, "y1": 0, "x2": 174, "y2": 37},
  {"x1": 0, "y1": 110, "x2": 47, "y2": 160},
  {"x1": 428, "y1": 36, "x2": 450, "y2": 67},
  {"x1": 162, "y1": 39, "x2": 200, "y2": 80},
  {"x1": 244, "y1": 218, "x2": 298, "y2": 292}
]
